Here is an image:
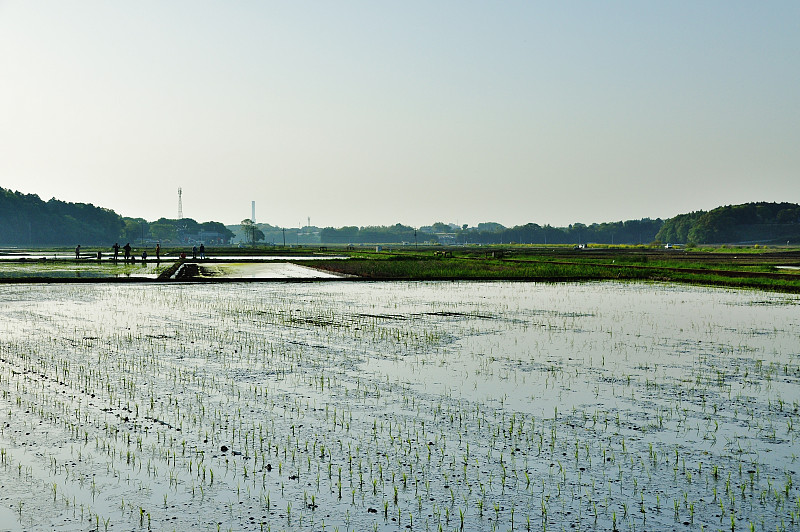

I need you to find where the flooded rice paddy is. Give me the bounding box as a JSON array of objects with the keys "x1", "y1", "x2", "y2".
[
  {"x1": 0, "y1": 259, "x2": 343, "y2": 281},
  {"x1": 186, "y1": 262, "x2": 344, "y2": 279},
  {"x1": 0, "y1": 260, "x2": 170, "y2": 280},
  {"x1": 0, "y1": 281, "x2": 798, "y2": 531}
]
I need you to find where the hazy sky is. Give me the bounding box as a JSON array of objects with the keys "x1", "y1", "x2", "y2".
[{"x1": 1, "y1": 2, "x2": 798, "y2": 228}]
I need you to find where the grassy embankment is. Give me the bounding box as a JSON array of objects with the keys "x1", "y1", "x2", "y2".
[{"x1": 297, "y1": 246, "x2": 800, "y2": 292}]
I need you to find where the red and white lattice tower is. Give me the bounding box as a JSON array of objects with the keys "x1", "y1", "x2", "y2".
[{"x1": 177, "y1": 187, "x2": 183, "y2": 219}]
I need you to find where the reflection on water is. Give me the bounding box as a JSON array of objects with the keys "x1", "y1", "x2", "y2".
[
  {"x1": 0, "y1": 259, "x2": 170, "y2": 279},
  {"x1": 188, "y1": 255, "x2": 347, "y2": 261},
  {"x1": 0, "y1": 281, "x2": 797, "y2": 531},
  {"x1": 0, "y1": 256, "x2": 344, "y2": 280},
  {"x1": 194, "y1": 262, "x2": 344, "y2": 279}
]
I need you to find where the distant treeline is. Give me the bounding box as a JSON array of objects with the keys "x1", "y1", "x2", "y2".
[
  {"x1": 0, "y1": 188, "x2": 233, "y2": 246},
  {"x1": 317, "y1": 203, "x2": 800, "y2": 246},
  {"x1": 0, "y1": 188, "x2": 123, "y2": 245},
  {"x1": 122, "y1": 217, "x2": 234, "y2": 246},
  {"x1": 655, "y1": 202, "x2": 800, "y2": 245},
  {"x1": 318, "y1": 219, "x2": 665, "y2": 245},
  {"x1": 3, "y1": 186, "x2": 798, "y2": 247}
]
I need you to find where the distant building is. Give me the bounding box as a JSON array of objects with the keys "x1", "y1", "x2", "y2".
[
  {"x1": 197, "y1": 230, "x2": 230, "y2": 245},
  {"x1": 436, "y1": 233, "x2": 457, "y2": 245}
]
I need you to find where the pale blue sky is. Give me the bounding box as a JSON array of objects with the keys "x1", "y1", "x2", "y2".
[{"x1": 1, "y1": 1, "x2": 798, "y2": 228}]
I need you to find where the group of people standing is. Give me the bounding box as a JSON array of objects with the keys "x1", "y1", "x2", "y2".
[
  {"x1": 74, "y1": 243, "x2": 207, "y2": 262},
  {"x1": 111, "y1": 242, "x2": 136, "y2": 262}
]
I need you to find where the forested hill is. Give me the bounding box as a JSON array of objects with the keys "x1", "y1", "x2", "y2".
[
  {"x1": 0, "y1": 188, "x2": 123, "y2": 246},
  {"x1": 656, "y1": 202, "x2": 800, "y2": 245},
  {"x1": 0, "y1": 187, "x2": 234, "y2": 246}
]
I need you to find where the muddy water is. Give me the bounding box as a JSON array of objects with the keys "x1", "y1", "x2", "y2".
[{"x1": 0, "y1": 281, "x2": 797, "y2": 531}]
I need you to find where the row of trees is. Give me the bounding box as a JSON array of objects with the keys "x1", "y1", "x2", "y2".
[
  {"x1": 126, "y1": 218, "x2": 234, "y2": 245},
  {"x1": 460, "y1": 219, "x2": 664, "y2": 245},
  {"x1": 319, "y1": 224, "x2": 419, "y2": 244},
  {"x1": 0, "y1": 188, "x2": 233, "y2": 246},
  {"x1": 314, "y1": 203, "x2": 799, "y2": 246},
  {"x1": 315, "y1": 219, "x2": 664, "y2": 245}
]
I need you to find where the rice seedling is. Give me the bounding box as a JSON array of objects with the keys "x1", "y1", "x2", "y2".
[{"x1": 0, "y1": 281, "x2": 796, "y2": 530}]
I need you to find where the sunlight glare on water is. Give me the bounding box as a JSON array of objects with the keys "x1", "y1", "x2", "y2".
[{"x1": 0, "y1": 281, "x2": 797, "y2": 531}]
